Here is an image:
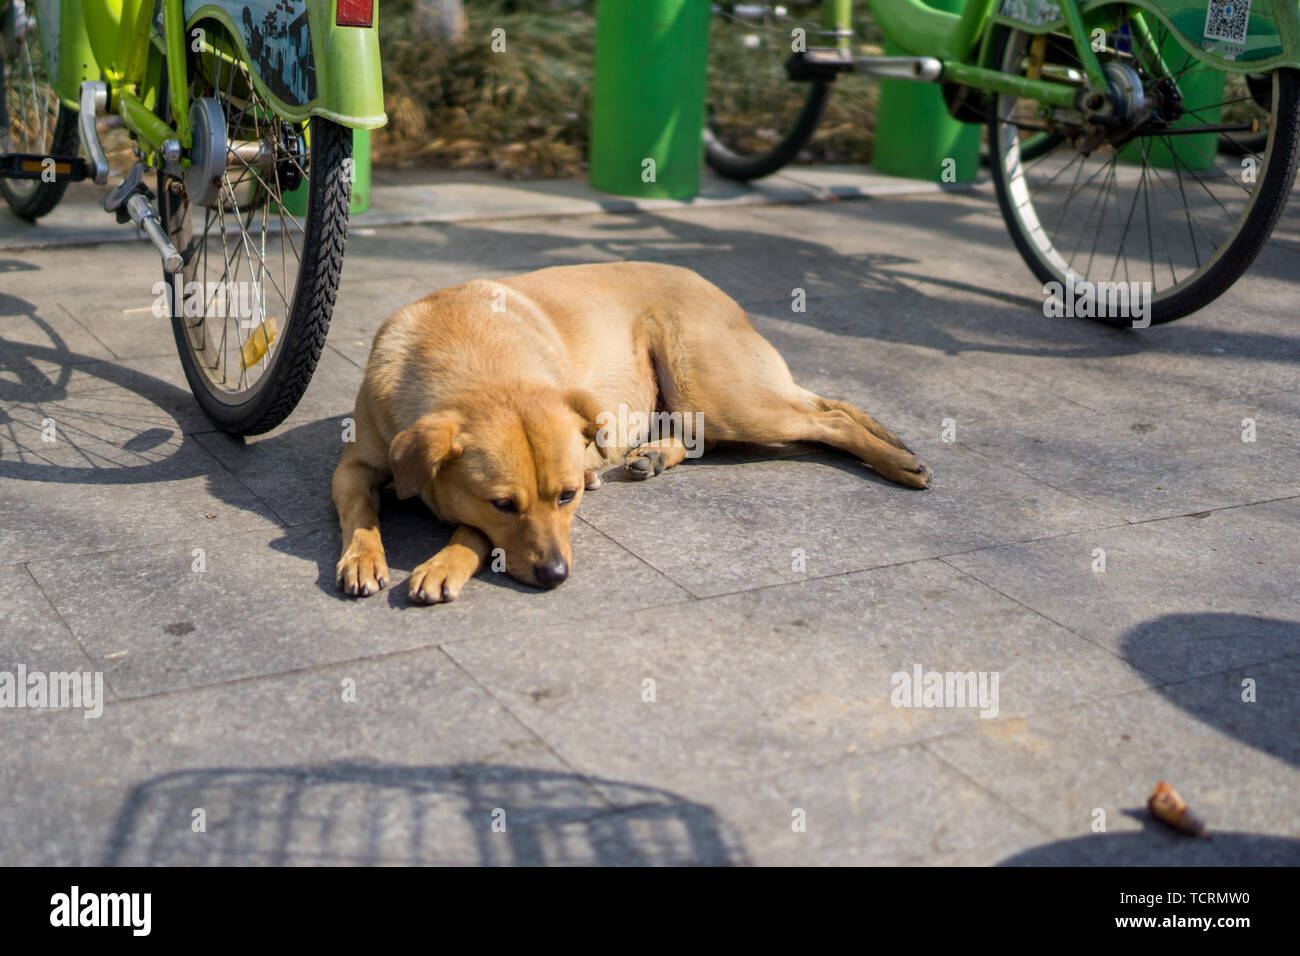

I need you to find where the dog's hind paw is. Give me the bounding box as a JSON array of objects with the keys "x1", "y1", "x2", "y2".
[
  {"x1": 902, "y1": 462, "x2": 932, "y2": 490},
  {"x1": 624, "y1": 449, "x2": 666, "y2": 480}
]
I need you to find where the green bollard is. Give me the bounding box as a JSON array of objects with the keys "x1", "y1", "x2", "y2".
[
  {"x1": 871, "y1": 1, "x2": 981, "y2": 183},
  {"x1": 1120, "y1": 34, "x2": 1224, "y2": 171},
  {"x1": 280, "y1": 128, "x2": 371, "y2": 217},
  {"x1": 589, "y1": 0, "x2": 711, "y2": 199}
]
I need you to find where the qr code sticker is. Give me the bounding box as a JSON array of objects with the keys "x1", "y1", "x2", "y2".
[{"x1": 1204, "y1": 0, "x2": 1250, "y2": 46}]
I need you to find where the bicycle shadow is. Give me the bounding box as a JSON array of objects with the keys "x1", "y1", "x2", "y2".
[
  {"x1": 0, "y1": 334, "x2": 206, "y2": 485},
  {"x1": 101, "y1": 761, "x2": 751, "y2": 866},
  {"x1": 997, "y1": 612, "x2": 1300, "y2": 866}
]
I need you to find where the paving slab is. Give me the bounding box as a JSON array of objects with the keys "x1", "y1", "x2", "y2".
[
  {"x1": 0, "y1": 650, "x2": 746, "y2": 866},
  {"x1": 748, "y1": 312, "x2": 1104, "y2": 439},
  {"x1": 2, "y1": 171, "x2": 1298, "y2": 865},
  {"x1": 925, "y1": 654, "x2": 1300, "y2": 865},
  {"x1": 0, "y1": 569, "x2": 102, "y2": 704},
  {"x1": 23, "y1": 513, "x2": 690, "y2": 698},
  {"x1": 956, "y1": 402, "x2": 1300, "y2": 523},
  {"x1": 944, "y1": 499, "x2": 1300, "y2": 683},
  {"x1": 578, "y1": 441, "x2": 1116, "y2": 598},
  {"x1": 191, "y1": 356, "x2": 366, "y2": 527},
  {"x1": 444, "y1": 560, "x2": 1149, "y2": 800},
  {"x1": 0, "y1": 426, "x2": 278, "y2": 565},
  {"x1": 718, "y1": 745, "x2": 1070, "y2": 866}
]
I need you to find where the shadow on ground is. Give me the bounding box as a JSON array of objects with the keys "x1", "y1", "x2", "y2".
[
  {"x1": 999, "y1": 613, "x2": 1300, "y2": 865},
  {"x1": 350, "y1": 205, "x2": 1300, "y2": 363},
  {"x1": 101, "y1": 762, "x2": 750, "y2": 866}
]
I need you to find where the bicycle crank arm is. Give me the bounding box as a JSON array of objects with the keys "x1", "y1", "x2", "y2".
[{"x1": 78, "y1": 82, "x2": 109, "y2": 185}]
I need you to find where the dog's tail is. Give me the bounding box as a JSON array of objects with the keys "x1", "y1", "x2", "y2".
[{"x1": 816, "y1": 397, "x2": 914, "y2": 453}]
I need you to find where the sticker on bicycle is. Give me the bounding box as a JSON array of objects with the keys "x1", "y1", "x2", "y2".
[
  {"x1": 997, "y1": 0, "x2": 1062, "y2": 27},
  {"x1": 1204, "y1": 0, "x2": 1251, "y2": 47}
]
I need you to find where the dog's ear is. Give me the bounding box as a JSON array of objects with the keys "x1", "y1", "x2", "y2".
[
  {"x1": 564, "y1": 388, "x2": 608, "y2": 459},
  {"x1": 388, "y1": 412, "x2": 463, "y2": 499}
]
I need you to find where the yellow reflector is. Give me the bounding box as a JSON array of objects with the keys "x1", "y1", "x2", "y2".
[
  {"x1": 19, "y1": 159, "x2": 70, "y2": 174},
  {"x1": 239, "y1": 316, "x2": 279, "y2": 370}
]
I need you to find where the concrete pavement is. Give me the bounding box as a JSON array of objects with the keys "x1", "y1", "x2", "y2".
[{"x1": 0, "y1": 167, "x2": 1297, "y2": 865}]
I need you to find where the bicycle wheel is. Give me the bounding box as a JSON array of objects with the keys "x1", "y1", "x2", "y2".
[
  {"x1": 1, "y1": 2, "x2": 78, "y2": 220},
  {"x1": 705, "y1": 1, "x2": 833, "y2": 181},
  {"x1": 158, "y1": 27, "x2": 353, "y2": 436},
  {"x1": 988, "y1": 9, "x2": 1300, "y2": 326}
]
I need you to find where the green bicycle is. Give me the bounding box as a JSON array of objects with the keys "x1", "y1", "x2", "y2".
[
  {"x1": 0, "y1": 0, "x2": 386, "y2": 433},
  {"x1": 706, "y1": 0, "x2": 1299, "y2": 326}
]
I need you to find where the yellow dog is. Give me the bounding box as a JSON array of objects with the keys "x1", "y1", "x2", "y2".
[{"x1": 333, "y1": 262, "x2": 930, "y2": 602}]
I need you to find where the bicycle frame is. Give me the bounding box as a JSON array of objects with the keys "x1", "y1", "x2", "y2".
[
  {"x1": 33, "y1": 0, "x2": 384, "y2": 155},
  {"x1": 828, "y1": 0, "x2": 1300, "y2": 111}
]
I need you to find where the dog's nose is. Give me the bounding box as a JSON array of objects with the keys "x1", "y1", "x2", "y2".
[{"x1": 533, "y1": 559, "x2": 569, "y2": 589}]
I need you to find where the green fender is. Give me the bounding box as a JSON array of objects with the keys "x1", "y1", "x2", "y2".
[
  {"x1": 184, "y1": 1, "x2": 386, "y2": 128},
  {"x1": 990, "y1": 0, "x2": 1300, "y2": 73}
]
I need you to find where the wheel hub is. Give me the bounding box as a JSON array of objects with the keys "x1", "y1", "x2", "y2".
[
  {"x1": 184, "y1": 97, "x2": 227, "y2": 207},
  {"x1": 1102, "y1": 61, "x2": 1145, "y2": 120}
]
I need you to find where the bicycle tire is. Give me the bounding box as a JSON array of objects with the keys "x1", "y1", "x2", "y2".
[
  {"x1": 704, "y1": 81, "x2": 832, "y2": 181},
  {"x1": 156, "y1": 39, "x2": 353, "y2": 436},
  {"x1": 988, "y1": 24, "x2": 1300, "y2": 327},
  {"x1": 161, "y1": 119, "x2": 352, "y2": 435},
  {"x1": 1, "y1": 82, "x2": 78, "y2": 220}
]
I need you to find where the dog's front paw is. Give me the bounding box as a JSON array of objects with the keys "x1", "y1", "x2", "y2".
[
  {"x1": 408, "y1": 552, "x2": 475, "y2": 605},
  {"x1": 336, "y1": 548, "x2": 389, "y2": 597}
]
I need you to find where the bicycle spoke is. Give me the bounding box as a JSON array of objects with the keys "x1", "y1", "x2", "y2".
[{"x1": 176, "y1": 34, "x2": 312, "y2": 401}]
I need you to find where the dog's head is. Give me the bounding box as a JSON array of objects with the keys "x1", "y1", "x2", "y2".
[{"x1": 388, "y1": 386, "x2": 605, "y2": 589}]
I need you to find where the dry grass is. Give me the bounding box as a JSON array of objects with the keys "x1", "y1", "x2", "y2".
[
  {"x1": 375, "y1": 0, "x2": 881, "y2": 178},
  {"x1": 376, "y1": 0, "x2": 593, "y2": 178}
]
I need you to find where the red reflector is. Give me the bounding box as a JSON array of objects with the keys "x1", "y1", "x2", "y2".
[{"x1": 337, "y1": 0, "x2": 374, "y2": 27}]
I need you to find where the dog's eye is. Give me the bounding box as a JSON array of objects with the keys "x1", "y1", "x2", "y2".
[
  {"x1": 558, "y1": 489, "x2": 577, "y2": 505},
  {"x1": 492, "y1": 498, "x2": 517, "y2": 513}
]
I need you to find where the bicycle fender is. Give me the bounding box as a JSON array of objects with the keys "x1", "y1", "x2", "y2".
[
  {"x1": 990, "y1": 0, "x2": 1300, "y2": 72},
  {"x1": 184, "y1": 1, "x2": 386, "y2": 128}
]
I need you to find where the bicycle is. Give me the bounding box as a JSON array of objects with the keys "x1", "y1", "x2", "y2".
[
  {"x1": 0, "y1": 0, "x2": 386, "y2": 434},
  {"x1": 705, "y1": 0, "x2": 1299, "y2": 325}
]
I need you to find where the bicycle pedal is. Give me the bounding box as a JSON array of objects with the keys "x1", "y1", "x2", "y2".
[
  {"x1": 0, "y1": 152, "x2": 88, "y2": 183},
  {"x1": 850, "y1": 55, "x2": 942, "y2": 83}
]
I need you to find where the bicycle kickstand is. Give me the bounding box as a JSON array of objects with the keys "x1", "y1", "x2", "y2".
[{"x1": 104, "y1": 162, "x2": 184, "y2": 274}]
